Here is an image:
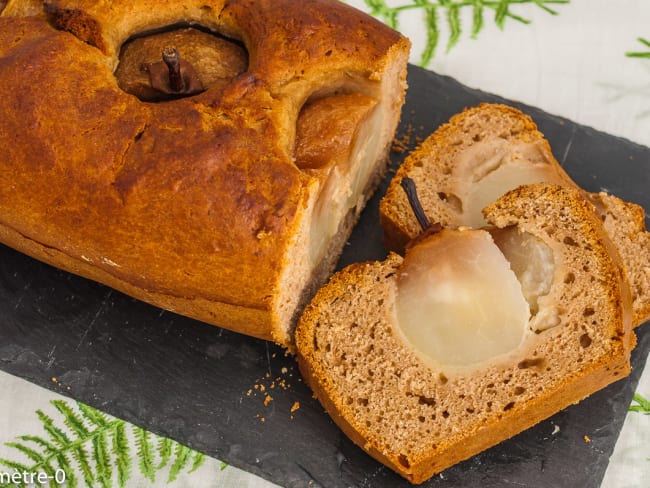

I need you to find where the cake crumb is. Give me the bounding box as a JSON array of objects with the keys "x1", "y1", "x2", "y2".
[
  {"x1": 291, "y1": 401, "x2": 300, "y2": 413},
  {"x1": 584, "y1": 435, "x2": 591, "y2": 443},
  {"x1": 391, "y1": 124, "x2": 414, "y2": 153},
  {"x1": 264, "y1": 395, "x2": 273, "y2": 406}
]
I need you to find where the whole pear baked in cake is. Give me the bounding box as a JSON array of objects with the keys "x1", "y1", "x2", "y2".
[
  {"x1": 380, "y1": 103, "x2": 650, "y2": 327},
  {"x1": 0, "y1": 0, "x2": 410, "y2": 347},
  {"x1": 296, "y1": 183, "x2": 634, "y2": 484}
]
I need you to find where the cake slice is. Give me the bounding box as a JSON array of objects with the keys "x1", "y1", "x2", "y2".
[
  {"x1": 380, "y1": 103, "x2": 650, "y2": 327},
  {"x1": 296, "y1": 183, "x2": 634, "y2": 484}
]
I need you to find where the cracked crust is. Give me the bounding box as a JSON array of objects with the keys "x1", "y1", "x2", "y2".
[{"x1": 0, "y1": 1, "x2": 410, "y2": 346}]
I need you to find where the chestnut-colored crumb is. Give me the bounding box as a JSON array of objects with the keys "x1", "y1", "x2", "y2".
[
  {"x1": 380, "y1": 103, "x2": 650, "y2": 327},
  {"x1": 297, "y1": 184, "x2": 633, "y2": 484}
]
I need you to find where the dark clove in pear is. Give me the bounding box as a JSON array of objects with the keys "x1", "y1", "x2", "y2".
[{"x1": 400, "y1": 176, "x2": 443, "y2": 250}]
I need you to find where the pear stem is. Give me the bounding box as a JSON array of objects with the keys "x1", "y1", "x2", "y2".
[
  {"x1": 162, "y1": 47, "x2": 185, "y2": 92},
  {"x1": 400, "y1": 177, "x2": 432, "y2": 232}
]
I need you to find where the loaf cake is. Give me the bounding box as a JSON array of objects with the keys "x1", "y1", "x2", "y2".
[
  {"x1": 296, "y1": 183, "x2": 634, "y2": 483},
  {"x1": 0, "y1": 0, "x2": 410, "y2": 347},
  {"x1": 380, "y1": 103, "x2": 650, "y2": 327}
]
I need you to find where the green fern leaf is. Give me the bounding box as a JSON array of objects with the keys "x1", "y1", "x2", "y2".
[
  {"x1": 362, "y1": 0, "x2": 569, "y2": 65},
  {"x1": 0, "y1": 457, "x2": 32, "y2": 474},
  {"x1": 3, "y1": 399, "x2": 211, "y2": 488},
  {"x1": 494, "y1": 0, "x2": 509, "y2": 29},
  {"x1": 111, "y1": 422, "x2": 131, "y2": 488},
  {"x1": 9, "y1": 443, "x2": 59, "y2": 485},
  {"x1": 189, "y1": 451, "x2": 206, "y2": 474},
  {"x1": 134, "y1": 427, "x2": 156, "y2": 482},
  {"x1": 626, "y1": 37, "x2": 650, "y2": 58},
  {"x1": 533, "y1": 0, "x2": 561, "y2": 15},
  {"x1": 4, "y1": 441, "x2": 47, "y2": 466},
  {"x1": 52, "y1": 400, "x2": 89, "y2": 437},
  {"x1": 471, "y1": 1, "x2": 485, "y2": 39},
  {"x1": 629, "y1": 393, "x2": 650, "y2": 413},
  {"x1": 55, "y1": 452, "x2": 78, "y2": 488},
  {"x1": 446, "y1": 4, "x2": 462, "y2": 52},
  {"x1": 36, "y1": 410, "x2": 93, "y2": 485},
  {"x1": 17, "y1": 435, "x2": 57, "y2": 454},
  {"x1": 51, "y1": 402, "x2": 95, "y2": 484},
  {"x1": 37, "y1": 410, "x2": 71, "y2": 448},
  {"x1": 420, "y1": 6, "x2": 439, "y2": 67},
  {"x1": 157, "y1": 436, "x2": 173, "y2": 469},
  {"x1": 168, "y1": 444, "x2": 193, "y2": 482},
  {"x1": 93, "y1": 430, "x2": 112, "y2": 488},
  {"x1": 78, "y1": 402, "x2": 110, "y2": 428}
]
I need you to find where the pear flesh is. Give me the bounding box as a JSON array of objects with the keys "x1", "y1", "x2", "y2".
[{"x1": 395, "y1": 229, "x2": 532, "y2": 372}]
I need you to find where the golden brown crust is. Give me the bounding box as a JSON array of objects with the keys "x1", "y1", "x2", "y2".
[{"x1": 0, "y1": 2, "x2": 409, "y2": 345}]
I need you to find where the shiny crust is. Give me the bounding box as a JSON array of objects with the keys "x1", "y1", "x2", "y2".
[{"x1": 0, "y1": 1, "x2": 409, "y2": 344}]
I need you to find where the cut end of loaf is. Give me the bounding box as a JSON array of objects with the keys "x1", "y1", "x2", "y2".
[{"x1": 297, "y1": 183, "x2": 633, "y2": 483}]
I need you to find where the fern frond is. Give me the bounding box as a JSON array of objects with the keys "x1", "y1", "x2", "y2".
[
  {"x1": 78, "y1": 402, "x2": 110, "y2": 428},
  {"x1": 471, "y1": 0, "x2": 485, "y2": 39},
  {"x1": 420, "y1": 6, "x2": 439, "y2": 67},
  {"x1": 4, "y1": 441, "x2": 48, "y2": 466},
  {"x1": 626, "y1": 38, "x2": 650, "y2": 58},
  {"x1": 111, "y1": 422, "x2": 131, "y2": 488},
  {"x1": 2, "y1": 399, "x2": 211, "y2": 487},
  {"x1": 157, "y1": 436, "x2": 173, "y2": 469},
  {"x1": 7, "y1": 442, "x2": 59, "y2": 485},
  {"x1": 134, "y1": 427, "x2": 156, "y2": 482},
  {"x1": 494, "y1": 0, "x2": 510, "y2": 29},
  {"x1": 93, "y1": 430, "x2": 112, "y2": 488},
  {"x1": 189, "y1": 451, "x2": 206, "y2": 474},
  {"x1": 55, "y1": 452, "x2": 78, "y2": 488},
  {"x1": 17, "y1": 435, "x2": 57, "y2": 454},
  {"x1": 629, "y1": 393, "x2": 650, "y2": 413},
  {"x1": 37, "y1": 410, "x2": 72, "y2": 448},
  {"x1": 0, "y1": 457, "x2": 32, "y2": 474},
  {"x1": 361, "y1": 0, "x2": 568, "y2": 64},
  {"x1": 52, "y1": 400, "x2": 90, "y2": 438},
  {"x1": 532, "y1": 0, "x2": 561, "y2": 15},
  {"x1": 168, "y1": 444, "x2": 192, "y2": 482},
  {"x1": 446, "y1": 4, "x2": 462, "y2": 52}
]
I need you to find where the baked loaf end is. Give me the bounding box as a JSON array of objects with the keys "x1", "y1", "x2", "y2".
[
  {"x1": 380, "y1": 103, "x2": 650, "y2": 327},
  {"x1": 0, "y1": 0, "x2": 410, "y2": 348},
  {"x1": 297, "y1": 183, "x2": 633, "y2": 483}
]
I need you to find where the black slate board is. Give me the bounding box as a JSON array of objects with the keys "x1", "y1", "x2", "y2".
[{"x1": 1, "y1": 65, "x2": 649, "y2": 488}]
